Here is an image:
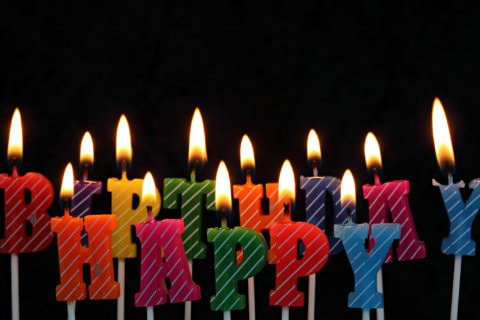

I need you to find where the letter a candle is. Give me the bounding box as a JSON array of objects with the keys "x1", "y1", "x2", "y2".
[
  {"x1": 51, "y1": 163, "x2": 120, "y2": 319},
  {"x1": 362, "y1": 132, "x2": 426, "y2": 320},
  {"x1": 431, "y1": 98, "x2": 478, "y2": 320},
  {"x1": 108, "y1": 115, "x2": 161, "y2": 320},
  {"x1": 270, "y1": 160, "x2": 329, "y2": 320},
  {"x1": 0, "y1": 109, "x2": 55, "y2": 320},
  {"x1": 135, "y1": 172, "x2": 201, "y2": 320},
  {"x1": 299, "y1": 129, "x2": 352, "y2": 320},
  {"x1": 208, "y1": 161, "x2": 267, "y2": 320},
  {"x1": 334, "y1": 170, "x2": 400, "y2": 320},
  {"x1": 163, "y1": 108, "x2": 215, "y2": 320}
]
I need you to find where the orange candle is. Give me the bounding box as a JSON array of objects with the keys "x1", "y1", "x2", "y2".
[{"x1": 51, "y1": 163, "x2": 119, "y2": 318}]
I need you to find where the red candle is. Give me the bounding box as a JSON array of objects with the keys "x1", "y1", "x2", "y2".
[
  {"x1": 362, "y1": 132, "x2": 426, "y2": 262},
  {"x1": 51, "y1": 163, "x2": 119, "y2": 304},
  {"x1": 0, "y1": 109, "x2": 54, "y2": 253},
  {"x1": 269, "y1": 160, "x2": 329, "y2": 314}
]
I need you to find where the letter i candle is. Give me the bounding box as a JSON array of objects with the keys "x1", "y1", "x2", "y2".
[
  {"x1": 431, "y1": 98, "x2": 479, "y2": 320},
  {"x1": 208, "y1": 161, "x2": 267, "y2": 320},
  {"x1": 51, "y1": 163, "x2": 119, "y2": 320},
  {"x1": 269, "y1": 160, "x2": 329, "y2": 320},
  {"x1": 334, "y1": 170, "x2": 400, "y2": 320},
  {"x1": 71, "y1": 132, "x2": 102, "y2": 245},
  {"x1": 362, "y1": 132, "x2": 426, "y2": 320},
  {"x1": 135, "y1": 172, "x2": 200, "y2": 320},
  {"x1": 299, "y1": 129, "x2": 352, "y2": 320},
  {"x1": 163, "y1": 108, "x2": 215, "y2": 320},
  {"x1": 107, "y1": 115, "x2": 161, "y2": 320},
  {"x1": 0, "y1": 109, "x2": 55, "y2": 320}
]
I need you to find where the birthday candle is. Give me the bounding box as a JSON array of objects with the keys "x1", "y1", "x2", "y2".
[
  {"x1": 208, "y1": 161, "x2": 268, "y2": 316},
  {"x1": 362, "y1": 132, "x2": 426, "y2": 262},
  {"x1": 0, "y1": 109, "x2": 55, "y2": 320},
  {"x1": 51, "y1": 163, "x2": 119, "y2": 318},
  {"x1": 71, "y1": 132, "x2": 102, "y2": 246},
  {"x1": 163, "y1": 109, "x2": 215, "y2": 261},
  {"x1": 334, "y1": 169, "x2": 400, "y2": 315},
  {"x1": 269, "y1": 160, "x2": 329, "y2": 311},
  {"x1": 135, "y1": 172, "x2": 200, "y2": 311},
  {"x1": 108, "y1": 115, "x2": 161, "y2": 320}
]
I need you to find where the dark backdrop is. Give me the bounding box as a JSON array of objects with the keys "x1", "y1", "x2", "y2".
[{"x1": 0, "y1": 2, "x2": 480, "y2": 320}]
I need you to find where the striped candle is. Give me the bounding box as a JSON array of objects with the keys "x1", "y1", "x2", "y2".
[
  {"x1": 51, "y1": 214, "x2": 119, "y2": 301},
  {"x1": 208, "y1": 227, "x2": 267, "y2": 311},
  {"x1": 163, "y1": 178, "x2": 215, "y2": 260},
  {"x1": 269, "y1": 221, "x2": 329, "y2": 307},
  {"x1": 363, "y1": 180, "x2": 426, "y2": 262},
  {"x1": 433, "y1": 178, "x2": 480, "y2": 256},
  {"x1": 135, "y1": 219, "x2": 201, "y2": 307},
  {"x1": 334, "y1": 222, "x2": 400, "y2": 309},
  {"x1": 107, "y1": 176, "x2": 161, "y2": 258},
  {"x1": 233, "y1": 182, "x2": 290, "y2": 263},
  {"x1": 300, "y1": 175, "x2": 354, "y2": 255},
  {"x1": 71, "y1": 179, "x2": 102, "y2": 246},
  {"x1": 0, "y1": 172, "x2": 54, "y2": 253}
]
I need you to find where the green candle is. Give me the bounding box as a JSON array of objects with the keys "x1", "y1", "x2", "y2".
[{"x1": 208, "y1": 227, "x2": 267, "y2": 311}]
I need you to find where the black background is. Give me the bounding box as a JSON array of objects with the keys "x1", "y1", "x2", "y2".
[{"x1": 0, "y1": 2, "x2": 480, "y2": 320}]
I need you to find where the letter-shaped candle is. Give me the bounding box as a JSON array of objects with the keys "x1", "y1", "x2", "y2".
[
  {"x1": 52, "y1": 163, "x2": 119, "y2": 319},
  {"x1": 362, "y1": 132, "x2": 425, "y2": 262},
  {"x1": 135, "y1": 172, "x2": 200, "y2": 312},
  {"x1": 335, "y1": 169, "x2": 400, "y2": 317},
  {"x1": 71, "y1": 132, "x2": 102, "y2": 246},
  {"x1": 208, "y1": 161, "x2": 267, "y2": 315}
]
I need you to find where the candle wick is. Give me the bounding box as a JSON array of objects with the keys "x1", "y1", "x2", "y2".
[
  {"x1": 221, "y1": 213, "x2": 228, "y2": 228},
  {"x1": 246, "y1": 173, "x2": 252, "y2": 184},
  {"x1": 82, "y1": 167, "x2": 89, "y2": 181},
  {"x1": 374, "y1": 173, "x2": 381, "y2": 185},
  {"x1": 11, "y1": 165, "x2": 18, "y2": 177},
  {"x1": 63, "y1": 200, "x2": 71, "y2": 217},
  {"x1": 313, "y1": 166, "x2": 318, "y2": 177},
  {"x1": 147, "y1": 206, "x2": 153, "y2": 222},
  {"x1": 448, "y1": 174, "x2": 454, "y2": 185},
  {"x1": 190, "y1": 169, "x2": 196, "y2": 182}
]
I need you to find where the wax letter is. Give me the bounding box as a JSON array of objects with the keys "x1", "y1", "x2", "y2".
[
  {"x1": 135, "y1": 219, "x2": 200, "y2": 307},
  {"x1": 108, "y1": 177, "x2": 161, "y2": 258},
  {"x1": 0, "y1": 172, "x2": 54, "y2": 253},
  {"x1": 363, "y1": 180, "x2": 425, "y2": 262},
  {"x1": 208, "y1": 227, "x2": 267, "y2": 311},
  {"x1": 334, "y1": 223, "x2": 400, "y2": 309},
  {"x1": 269, "y1": 222, "x2": 329, "y2": 307},
  {"x1": 433, "y1": 179, "x2": 480, "y2": 256},
  {"x1": 163, "y1": 178, "x2": 215, "y2": 259},
  {"x1": 300, "y1": 176, "x2": 354, "y2": 255}
]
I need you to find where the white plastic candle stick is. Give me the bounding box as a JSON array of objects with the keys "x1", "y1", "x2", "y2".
[
  {"x1": 67, "y1": 301, "x2": 76, "y2": 320},
  {"x1": 185, "y1": 259, "x2": 193, "y2": 320},
  {"x1": 362, "y1": 309, "x2": 370, "y2": 320},
  {"x1": 450, "y1": 255, "x2": 462, "y2": 320},
  {"x1": 11, "y1": 254, "x2": 19, "y2": 320},
  {"x1": 307, "y1": 274, "x2": 316, "y2": 320},
  {"x1": 281, "y1": 307, "x2": 289, "y2": 320},
  {"x1": 248, "y1": 276, "x2": 256, "y2": 320},
  {"x1": 117, "y1": 259, "x2": 125, "y2": 320},
  {"x1": 147, "y1": 307, "x2": 154, "y2": 320},
  {"x1": 376, "y1": 269, "x2": 385, "y2": 320},
  {"x1": 223, "y1": 311, "x2": 231, "y2": 320}
]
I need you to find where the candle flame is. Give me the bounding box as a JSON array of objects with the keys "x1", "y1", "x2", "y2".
[
  {"x1": 141, "y1": 171, "x2": 157, "y2": 206},
  {"x1": 116, "y1": 115, "x2": 132, "y2": 165},
  {"x1": 80, "y1": 131, "x2": 94, "y2": 166},
  {"x1": 60, "y1": 163, "x2": 74, "y2": 200},
  {"x1": 279, "y1": 159, "x2": 295, "y2": 203},
  {"x1": 340, "y1": 169, "x2": 356, "y2": 207},
  {"x1": 188, "y1": 108, "x2": 207, "y2": 166},
  {"x1": 432, "y1": 98, "x2": 455, "y2": 173},
  {"x1": 8, "y1": 108, "x2": 23, "y2": 162},
  {"x1": 240, "y1": 134, "x2": 255, "y2": 171},
  {"x1": 307, "y1": 129, "x2": 321, "y2": 162},
  {"x1": 215, "y1": 161, "x2": 232, "y2": 212},
  {"x1": 364, "y1": 132, "x2": 382, "y2": 170}
]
